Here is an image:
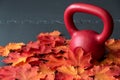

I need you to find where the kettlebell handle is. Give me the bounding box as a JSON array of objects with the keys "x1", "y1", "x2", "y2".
[{"x1": 64, "y1": 3, "x2": 113, "y2": 43}]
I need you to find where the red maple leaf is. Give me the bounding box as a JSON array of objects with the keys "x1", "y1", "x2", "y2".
[
  {"x1": 55, "y1": 72, "x2": 74, "y2": 80},
  {"x1": 3, "y1": 52, "x2": 30, "y2": 66},
  {"x1": 0, "y1": 66, "x2": 16, "y2": 80}
]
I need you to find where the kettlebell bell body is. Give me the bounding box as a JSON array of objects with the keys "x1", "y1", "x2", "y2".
[
  {"x1": 64, "y1": 3, "x2": 113, "y2": 60},
  {"x1": 70, "y1": 30, "x2": 105, "y2": 60}
]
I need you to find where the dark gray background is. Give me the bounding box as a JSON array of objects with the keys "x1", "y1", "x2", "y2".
[{"x1": 0, "y1": 0, "x2": 120, "y2": 65}]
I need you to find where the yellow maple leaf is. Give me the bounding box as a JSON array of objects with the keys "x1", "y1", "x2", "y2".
[
  {"x1": 38, "y1": 30, "x2": 60, "y2": 37},
  {"x1": 38, "y1": 65, "x2": 55, "y2": 79},
  {"x1": 105, "y1": 39, "x2": 120, "y2": 51},
  {"x1": 12, "y1": 56, "x2": 27, "y2": 66},
  {"x1": 49, "y1": 30, "x2": 61, "y2": 37},
  {"x1": 95, "y1": 73, "x2": 116, "y2": 80},
  {"x1": 102, "y1": 39, "x2": 120, "y2": 65},
  {"x1": 94, "y1": 66, "x2": 116, "y2": 80},
  {"x1": 57, "y1": 65, "x2": 77, "y2": 76},
  {"x1": 0, "y1": 46, "x2": 9, "y2": 56},
  {"x1": 6, "y1": 43, "x2": 25, "y2": 50},
  {"x1": 101, "y1": 52, "x2": 120, "y2": 65},
  {"x1": 0, "y1": 43, "x2": 25, "y2": 56}
]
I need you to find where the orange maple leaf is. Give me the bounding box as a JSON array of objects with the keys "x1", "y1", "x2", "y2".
[
  {"x1": 68, "y1": 47, "x2": 92, "y2": 69},
  {"x1": 105, "y1": 39, "x2": 120, "y2": 51}
]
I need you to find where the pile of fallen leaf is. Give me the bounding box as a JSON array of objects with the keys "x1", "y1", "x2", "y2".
[{"x1": 0, "y1": 31, "x2": 120, "y2": 80}]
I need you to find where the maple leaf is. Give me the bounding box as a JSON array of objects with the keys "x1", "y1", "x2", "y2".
[
  {"x1": 6, "y1": 43, "x2": 25, "y2": 50},
  {"x1": 93, "y1": 65, "x2": 120, "y2": 80},
  {"x1": 45, "y1": 55, "x2": 69, "y2": 69},
  {"x1": 94, "y1": 66, "x2": 113, "y2": 80},
  {"x1": 56, "y1": 63, "x2": 94, "y2": 80},
  {"x1": 0, "y1": 46, "x2": 9, "y2": 57},
  {"x1": 15, "y1": 63, "x2": 41, "y2": 80},
  {"x1": 54, "y1": 36, "x2": 66, "y2": 46},
  {"x1": 52, "y1": 46, "x2": 70, "y2": 59},
  {"x1": 44, "y1": 74, "x2": 55, "y2": 80},
  {"x1": 77, "y1": 67, "x2": 94, "y2": 80},
  {"x1": 57, "y1": 65, "x2": 77, "y2": 76},
  {"x1": 25, "y1": 40, "x2": 52, "y2": 54},
  {"x1": 37, "y1": 30, "x2": 66, "y2": 47},
  {"x1": 49, "y1": 30, "x2": 61, "y2": 37},
  {"x1": 3, "y1": 52, "x2": 29, "y2": 66},
  {"x1": 0, "y1": 43, "x2": 24, "y2": 56},
  {"x1": 38, "y1": 30, "x2": 60, "y2": 38},
  {"x1": 39, "y1": 44, "x2": 52, "y2": 54},
  {"x1": 26, "y1": 41, "x2": 40, "y2": 51},
  {"x1": 0, "y1": 64, "x2": 55, "y2": 80},
  {"x1": 0, "y1": 66, "x2": 16, "y2": 80},
  {"x1": 105, "y1": 39, "x2": 120, "y2": 52},
  {"x1": 53, "y1": 46, "x2": 68, "y2": 53},
  {"x1": 101, "y1": 50, "x2": 120, "y2": 65},
  {"x1": 39, "y1": 64, "x2": 55, "y2": 80},
  {"x1": 68, "y1": 47, "x2": 92, "y2": 69},
  {"x1": 38, "y1": 32, "x2": 55, "y2": 45},
  {"x1": 55, "y1": 72, "x2": 74, "y2": 80},
  {"x1": 104, "y1": 39, "x2": 120, "y2": 64}
]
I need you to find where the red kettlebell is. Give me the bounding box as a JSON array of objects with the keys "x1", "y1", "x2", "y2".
[{"x1": 64, "y1": 3, "x2": 113, "y2": 60}]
